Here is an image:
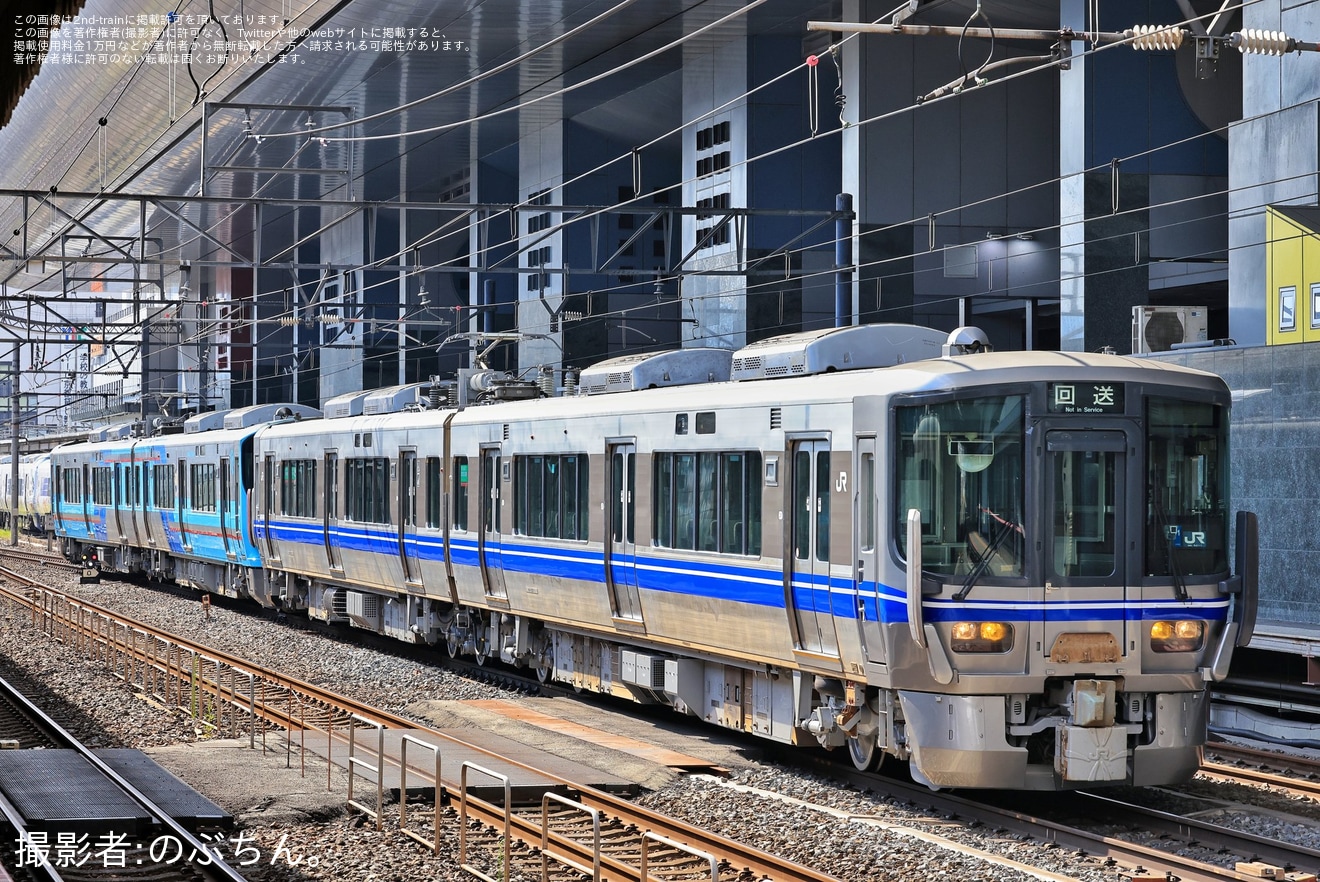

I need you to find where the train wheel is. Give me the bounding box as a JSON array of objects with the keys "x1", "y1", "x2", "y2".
[
  {"x1": 533, "y1": 652, "x2": 552, "y2": 683},
  {"x1": 847, "y1": 732, "x2": 881, "y2": 772}
]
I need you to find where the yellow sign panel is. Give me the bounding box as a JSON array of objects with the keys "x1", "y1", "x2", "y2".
[{"x1": 1266, "y1": 206, "x2": 1320, "y2": 345}]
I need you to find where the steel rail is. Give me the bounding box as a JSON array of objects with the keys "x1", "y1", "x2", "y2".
[
  {"x1": 1207, "y1": 741, "x2": 1320, "y2": 782},
  {"x1": 1078, "y1": 790, "x2": 1320, "y2": 873},
  {"x1": 0, "y1": 673, "x2": 249, "y2": 882},
  {"x1": 0, "y1": 570, "x2": 838, "y2": 882},
  {"x1": 788, "y1": 752, "x2": 1294, "y2": 882}
]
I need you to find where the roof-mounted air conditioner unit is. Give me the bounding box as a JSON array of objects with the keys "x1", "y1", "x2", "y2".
[{"x1": 1131, "y1": 306, "x2": 1208, "y2": 354}]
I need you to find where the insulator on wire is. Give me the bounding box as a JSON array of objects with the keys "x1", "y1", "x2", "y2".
[
  {"x1": 1128, "y1": 25, "x2": 1185, "y2": 51},
  {"x1": 1230, "y1": 29, "x2": 1293, "y2": 56}
]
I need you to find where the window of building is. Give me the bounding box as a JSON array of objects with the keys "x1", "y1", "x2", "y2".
[{"x1": 1280, "y1": 285, "x2": 1297, "y2": 331}]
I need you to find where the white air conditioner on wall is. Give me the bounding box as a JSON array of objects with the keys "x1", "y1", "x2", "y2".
[{"x1": 1131, "y1": 305, "x2": 1209, "y2": 354}]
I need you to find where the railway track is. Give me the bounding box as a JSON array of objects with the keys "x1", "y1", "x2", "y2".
[
  {"x1": 0, "y1": 673, "x2": 247, "y2": 882},
  {"x1": 14, "y1": 555, "x2": 1320, "y2": 882},
  {"x1": 1204, "y1": 741, "x2": 1320, "y2": 799},
  {"x1": 781, "y1": 748, "x2": 1320, "y2": 882},
  {"x1": 0, "y1": 564, "x2": 837, "y2": 882}
]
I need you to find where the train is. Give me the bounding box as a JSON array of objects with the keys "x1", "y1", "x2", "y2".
[
  {"x1": 46, "y1": 323, "x2": 1258, "y2": 790},
  {"x1": 0, "y1": 452, "x2": 53, "y2": 534}
]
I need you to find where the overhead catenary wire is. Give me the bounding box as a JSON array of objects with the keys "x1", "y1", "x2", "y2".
[
  {"x1": 2, "y1": 0, "x2": 1298, "y2": 404},
  {"x1": 23, "y1": 162, "x2": 1309, "y2": 385},
  {"x1": 4, "y1": 0, "x2": 1264, "y2": 347}
]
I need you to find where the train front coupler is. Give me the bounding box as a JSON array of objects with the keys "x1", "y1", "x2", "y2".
[{"x1": 801, "y1": 678, "x2": 879, "y2": 752}]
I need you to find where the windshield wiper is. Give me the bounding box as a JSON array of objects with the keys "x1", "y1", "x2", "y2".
[
  {"x1": 1155, "y1": 506, "x2": 1189, "y2": 601},
  {"x1": 955, "y1": 509, "x2": 1021, "y2": 601}
]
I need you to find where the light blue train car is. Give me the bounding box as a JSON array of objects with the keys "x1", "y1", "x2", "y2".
[{"x1": 51, "y1": 405, "x2": 318, "y2": 596}]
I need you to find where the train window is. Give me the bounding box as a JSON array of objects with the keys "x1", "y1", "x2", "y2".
[
  {"x1": 654, "y1": 454, "x2": 672, "y2": 547},
  {"x1": 513, "y1": 453, "x2": 589, "y2": 541},
  {"x1": 190, "y1": 463, "x2": 218, "y2": 512},
  {"x1": 673, "y1": 454, "x2": 697, "y2": 549},
  {"x1": 453, "y1": 457, "x2": 469, "y2": 532},
  {"x1": 92, "y1": 467, "x2": 113, "y2": 506},
  {"x1": 895, "y1": 395, "x2": 1025, "y2": 577},
  {"x1": 344, "y1": 457, "x2": 390, "y2": 524},
  {"x1": 60, "y1": 467, "x2": 81, "y2": 504},
  {"x1": 653, "y1": 450, "x2": 761, "y2": 555},
  {"x1": 401, "y1": 455, "x2": 418, "y2": 528},
  {"x1": 325, "y1": 455, "x2": 338, "y2": 519},
  {"x1": 815, "y1": 450, "x2": 830, "y2": 562},
  {"x1": 279, "y1": 460, "x2": 316, "y2": 518},
  {"x1": 563, "y1": 455, "x2": 587, "y2": 541},
  {"x1": 860, "y1": 453, "x2": 876, "y2": 553},
  {"x1": 425, "y1": 457, "x2": 442, "y2": 528},
  {"x1": 151, "y1": 465, "x2": 176, "y2": 509},
  {"x1": 1145, "y1": 399, "x2": 1228, "y2": 577},
  {"x1": 698, "y1": 454, "x2": 718, "y2": 551},
  {"x1": 696, "y1": 412, "x2": 716, "y2": 435},
  {"x1": 719, "y1": 452, "x2": 761, "y2": 555},
  {"x1": 675, "y1": 414, "x2": 689, "y2": 435},
  {"x1": 1051, "y1": 450, "x2": 1115, "y2": 578}
]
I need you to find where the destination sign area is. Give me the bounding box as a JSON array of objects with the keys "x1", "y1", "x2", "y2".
[{"x1": 1048, "y1": 382, "x2": 1126, "y2": 414}]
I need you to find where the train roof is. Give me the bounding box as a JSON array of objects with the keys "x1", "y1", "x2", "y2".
[
  {"x1": 246, "y1": 347, "x2": 1228, "y2": 442},
  {"x1": 55, "y1": 344, "x2": 1230, "y2": 451}
]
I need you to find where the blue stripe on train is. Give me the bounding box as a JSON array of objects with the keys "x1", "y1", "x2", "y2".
[{"x1": 260, "y1": 518, "x2": 1231, "y2": 625}]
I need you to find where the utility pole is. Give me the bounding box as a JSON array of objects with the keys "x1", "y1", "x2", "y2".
[{"x1": 8, "y1": 348, "x2": 18, "y2": 547}]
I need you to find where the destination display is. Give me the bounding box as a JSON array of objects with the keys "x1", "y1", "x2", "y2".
[{"x1": 1048, "y1": 382, "x2": 1125, "y2": 414}]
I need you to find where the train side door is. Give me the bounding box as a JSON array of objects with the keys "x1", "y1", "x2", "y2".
[
  {"x1": 399, "y1": 450, "x2": 422, "y2": 587},
  {"x1": 606, "y1": 441, "x2": 642, "y2": 622},
  {"x1": 219, "y1": 455, "x2": 234, "y2": 560},
  {"x1": 81, "y1": 463, "x2": 90, "y2": 535},
  {"x1": 261, "y1": 454, "x2": 279, "y2": 562},
  {"x1": 177, "y1": 458, "x2": 190, "y2": 552},
  {"x1": 854, "y1": 437, "x2": 886, "y2": 665},
  {"x1": 113, "y1": 464, "x2": 127, "y2": 543},
  {"x1": 787, "y1": 439, "x2": 840, "y2": 656},
  {"x1": 324, "y1": 452, "x2": 343, "y2": 571},
  {"x1": 139, "y1": 462, "x2": 153, "y2": 547},
  {"x1": 1042, "y1": 429, "x2": 1131, "y2": 656},
  {"x1": 126, "y1": 454, "x2": 142, "y2": 548},
  {"x1": 479, "y1": 446, "x2": 508, "y2": 599}
]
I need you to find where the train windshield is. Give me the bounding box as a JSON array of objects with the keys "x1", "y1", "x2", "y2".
[
  {"x1": 896, "y1": 394, "x2": 1025, "y2": 577},
  {"x1": 1145, "y1": 398, "x2": 1229, "y2": 577}
]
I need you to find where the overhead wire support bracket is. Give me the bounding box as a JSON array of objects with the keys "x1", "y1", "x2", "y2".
[{"x1": 806, "y1": 21, "x2": 1319, "y2": 82}]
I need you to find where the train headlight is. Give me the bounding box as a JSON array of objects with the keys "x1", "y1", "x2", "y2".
[
  {"x1": 1149, "y1": 619, "x2": 1204, "y2": 652},
  {"x1": 951, "y1": 621, "x2": 1013, "y2": 653}
]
